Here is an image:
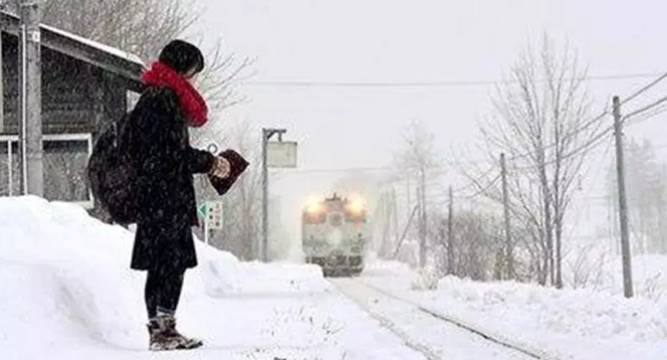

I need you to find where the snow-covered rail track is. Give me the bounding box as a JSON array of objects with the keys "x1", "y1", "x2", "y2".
[{"x1": 330, "y1": 278, "x2": 559, "y2": 360}]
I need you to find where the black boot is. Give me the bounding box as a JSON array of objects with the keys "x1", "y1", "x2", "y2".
[
  {"x1": 147, "y1": 319, "x2": 182, "y2": 351},
  {"x1": 157, "y1": 315, "x2": 203, "y2": 350}
]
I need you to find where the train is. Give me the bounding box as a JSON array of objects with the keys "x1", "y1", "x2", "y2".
[{"x1": 302, "y1": 193, "x2": 370, "y2": 276}]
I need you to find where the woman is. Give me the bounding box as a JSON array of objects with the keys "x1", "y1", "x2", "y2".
[{"x1": 128, "y1": 40, "x2": 229, "y2": 351}]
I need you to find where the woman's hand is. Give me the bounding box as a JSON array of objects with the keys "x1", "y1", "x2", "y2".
[{"x1": 209, "y1": 156, "x2": 231, "y2": 179}]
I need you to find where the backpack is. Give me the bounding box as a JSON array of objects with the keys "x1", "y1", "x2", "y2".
[{"x1": 86, "y1": 114, "x2": 138, "y2": 224}]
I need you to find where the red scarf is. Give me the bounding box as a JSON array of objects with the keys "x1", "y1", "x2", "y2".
[{"x1": 142, "y1": 62, "x2": 209, "y2": 128}]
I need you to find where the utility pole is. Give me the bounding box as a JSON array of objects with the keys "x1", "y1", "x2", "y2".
[
  {"x1": 500, "y1": 153, "x2": 514, "y2": 279},
  {"x1": 17, "y1": 0, "x2": 42, "y2": 196},
  {"x1": 393, "y1": 204, "x2": 419, "y2": 259},
  {"x1": 447, "y1": 186, "x2": 454, "y2": 275},
  {"x1": 418, "y1": 168, "x2": 427, "y2": 268},
  {"x1": 261, "y1": 128, "x2": 287, "y2": 262},
  {"x1": 379, "y1": 193, "x2": 390, "y2": 255},
  {"x1": 612, "y1": 96, "x2": 634, "y2": 298},
  {"x1": 661, "y1": 164, "x2": 667, "y2": 254},
  {"x1": 406, "y1": 176, "x2": 411, "y2": 220},
  {"x1": 391, "y1": 188, "x2": 399, "y2": 248}
]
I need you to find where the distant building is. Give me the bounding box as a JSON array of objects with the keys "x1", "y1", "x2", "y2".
[{"x1": 0, "y1": 12, "x2": 144, "y2": 211}]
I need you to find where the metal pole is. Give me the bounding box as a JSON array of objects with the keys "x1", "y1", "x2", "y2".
[
  {"x1": 261, "y1": 128, "x2": 287, "y2": 262},
  {"x1": 500, "y1": 153, "x2": 514, "y2": 279},
  {"x1": 204, "y1": 218, "x2": 209, "y2": 246},
  {"x1": 18, "y1": 0, "x2": 42, "y2": 196},
  {"x1": 447, "y1": 185, "x2": 454, "y2": 275},
  {"x1": 612, "y1": 96, "x2": 634, "y2": 298},
  {"x1": 261, "y1": 128, "x2": 269, "y2": 262}
]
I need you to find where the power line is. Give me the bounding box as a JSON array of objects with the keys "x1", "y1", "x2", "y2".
[
  {"x1": 456, "y1": 174, "x2": 503, "y2": 200},
  {"x1": 406, "y1": 73, "x2": 667, "y2": 233},
  {"x1": 620, "y1": 71, "x2": 667, "y2": 105},
  {"x1": 408, "y1": 165, "x2": 499, "y2": 201},
  {"x1": 278, "y1": 73, "x2": 667, "y2": 208},
  {"x1": 242, "y1": 72, "x2": 666, "y2": 89},
  {"x1": 428, "y1": 76, "x2": 667, "y2": 207},
  {"x1": 622, "y1": 93, "x2": 667, "y2": 124},
  {"x1": 450, "y1": 166, "x2": 498, "y2": 195},
  {"x1": 277, "y1": 166, "x2": 392, "y2": 174},
  {"x1": 274, "y1": 158, "x2": 490, "y2": 175},
  {"x1": 427, "y1": 172, "x2": 502, "y2": 202},
  {"x1": 278, "y1": 72, "x2": 667, "y2": 178},
  {"x1": 481, "y1": 92, "x2": 666, "y2": 200},
  {"x1": 625, "y1": 103, "x2": 667, "y2": 126},
  {"x1": 515, "y1": 125, "x2": 614, "y2": 171},
  {"x1": 546, "y1": 91, "x2": 667, "y2": 167},
  {"x1": 502, "y1": 109, "x2": 610, "y2": 167},
  {"x1": 496, "y1": 71, "x2": 667, "y2": 164}
]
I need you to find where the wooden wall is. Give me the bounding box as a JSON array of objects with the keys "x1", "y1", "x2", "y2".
[{"x1": 1, "y1": 32, "x2": 129, "y2": 137}]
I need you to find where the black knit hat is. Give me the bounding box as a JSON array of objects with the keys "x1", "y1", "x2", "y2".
[{"x1": 159, "y1": 40, "x2": 205, "y2": 75}]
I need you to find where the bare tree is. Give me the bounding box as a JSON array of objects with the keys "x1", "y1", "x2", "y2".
[
  {"x1": 432, "y1": 210, "x2": 503, "y2": 281},
  {"x1": 394, "y1": 120, "x2": 442, "y2": 267},
  {"x1": 7, "y1": 0, "x2": 194, "y2": 60},
  {"x1": 471, "y1": 35, "x2": 597, "y2": 287},
  {"x1": 6, "y1": 0, "x2": 254, "y2": 115},
  {"x1": 565, "y1": 243, "x2": 610, "y2": 290}
]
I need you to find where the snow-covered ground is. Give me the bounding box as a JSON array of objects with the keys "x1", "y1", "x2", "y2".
[
  {"x1": 0, "y1": 196, "x2": 424, "y2": 360},
  {"x1": 3, "y1": 196, "x2": 666, "y2": 359},
  {"x1": 362, "y1": 260, "x2": 667, "y2": 360}
]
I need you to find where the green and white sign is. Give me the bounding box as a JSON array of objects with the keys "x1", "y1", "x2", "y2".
[
  {"x1": 198, "y1": 203, "x2": 208, "y2": 219},
  {"x1": 199, "y1": 201, "x2": 223, "y2": 230}
]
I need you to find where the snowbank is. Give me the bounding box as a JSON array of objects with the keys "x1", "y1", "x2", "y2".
[
  {"x1": 562, "y1": 242, "x2": 667, "y2": 300},
  {"x1": 432, "y1": 277, "x2": 667, "y2": 359},
  {"x1": 0, "y1": 196, "x2": 336, "y2": 359},
  {"x1": 1, "y1": 196, "x2": 428, "y2": 360},
  {"x1": 362, "y1": 258, "x2": 667, "y2": 360}
]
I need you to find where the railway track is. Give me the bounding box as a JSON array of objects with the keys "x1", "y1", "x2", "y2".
[{"x1": 330, "y1": 278, "x2": 559, "y2": 360}]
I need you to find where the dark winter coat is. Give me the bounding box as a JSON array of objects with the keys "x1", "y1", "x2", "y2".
[{"x1": 127, "y1": 86, "x2": 214, "y2": 271}]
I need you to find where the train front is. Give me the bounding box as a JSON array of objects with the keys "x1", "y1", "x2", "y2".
[{"x1": 302, "y1": 194, "x2": 369, "y2": 276}]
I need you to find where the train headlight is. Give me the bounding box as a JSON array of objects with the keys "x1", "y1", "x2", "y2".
[
  {"x1": 347, "y1": 197, "x2": 365, "y2": 214},
  {"x1": 305, "y1": 197, "x2": 323, "y2": 214},
  {"x1": 345, "y1": 197, "x2": 367, "y2": 223},
  {"x1": 304, "y1": 202, "x2": 326, "y2": 224},
  {"x1": 306, "y1": 203, "x2": 322, "y2": 214}
]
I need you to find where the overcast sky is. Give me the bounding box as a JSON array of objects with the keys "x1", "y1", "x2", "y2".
[{"x1": 186, "y1": 0, "x2": 667, "y2": 249}]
